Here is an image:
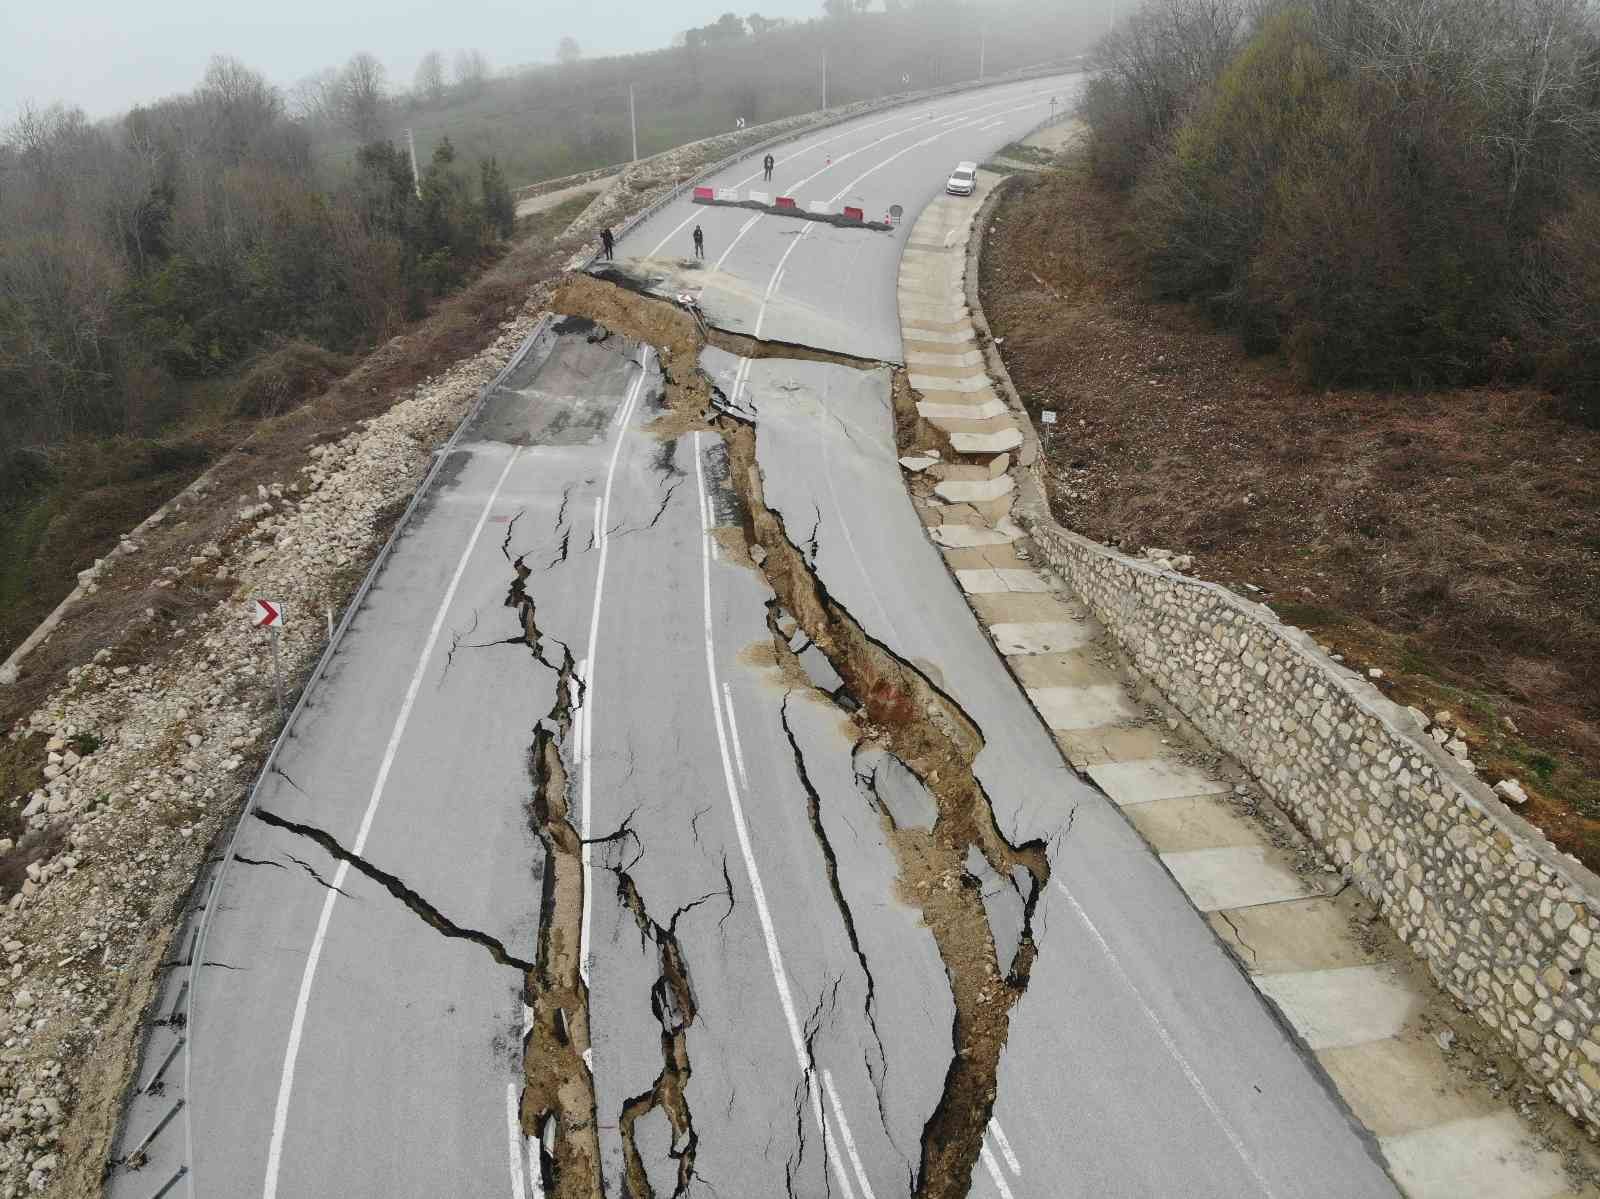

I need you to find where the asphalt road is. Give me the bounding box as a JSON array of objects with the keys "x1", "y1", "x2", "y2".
[
  {"x1": 606, "y1": 75, "x2": 1078, "y2": 363},
  {"x1": 112, "y1": 75, "x2": 1401, "y2": 1199}
]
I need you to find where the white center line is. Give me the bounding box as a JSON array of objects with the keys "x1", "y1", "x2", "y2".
[
  {"x1": 261, "y1": 444, "x2": 524, "y2": 1199},
  {"x1": 693, "y1": 433, "x2": 862, "y2": 1199},
  {"x1": 1055, "y1": 880, "x2": 1277, "y2": 1198},
  {"x1": 578, "y1": 347, "x2": 652, "y2": 985}
]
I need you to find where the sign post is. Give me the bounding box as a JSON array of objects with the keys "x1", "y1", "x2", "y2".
[{"x1": 251, "y1": 600, "x2": 286, "y2": 718}]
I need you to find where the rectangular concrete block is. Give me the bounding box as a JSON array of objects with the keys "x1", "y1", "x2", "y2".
[
  {"x1": 1380, "y1": 1112, "x2": 1573, "y2": 1199},
  {"x1": 1253, "y1": 964, "x2": 1422, "y2": 1050},
  {"x1": 955, "y1": 568, "x2": 1051, "y2": 595},
  {"x1": 1160, "y1": 846, "x2": 1315, "y2": 912},
  {"x1": 1025, "y1": 684, "x2": 1140, "y2": 730},
  {"x1": 1086, "y1": 758, "x2": 1230, "y2": 806},
  {"x1": 990, "y1": 621, "x2": 1092, "y2": 654}
]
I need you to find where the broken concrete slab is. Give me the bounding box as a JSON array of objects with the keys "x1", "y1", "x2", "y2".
[
  {"x1": 965, "y1": 845, "x2": 1025, "y2": 978},
  {"x1": 1205, "y1": 894, "x2": 1383, "y2": 974},
  {"x1": 855, "y1": 746, "x2": 938, "y2": 832}
]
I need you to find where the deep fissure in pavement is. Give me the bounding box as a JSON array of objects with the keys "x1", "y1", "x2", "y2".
[
  {"x1": 505, "y1": 561, "x2": 602, "y2": 1198},
  {"x1": 608, "y1": 860, "x2": 733, "y2": 1197},
  {"x1": 249, "y1": 808, "x2": 533, "y2": 970},
  {"x1": 720, "y1": 415, "x2": 1051, "y2": 1197},
  {"x1": 550, "y1": 276, "x2": 1053, "y2": 1198}
]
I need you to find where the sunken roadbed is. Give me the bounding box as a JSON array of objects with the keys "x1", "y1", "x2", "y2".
[{"x1": 105, "y1": 70, "x2": 1404, "y2": 1199}]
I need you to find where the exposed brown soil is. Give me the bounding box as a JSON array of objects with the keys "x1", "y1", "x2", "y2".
[{"x1": 980, "y1": 163, "x2": 1600, "y2": 867}]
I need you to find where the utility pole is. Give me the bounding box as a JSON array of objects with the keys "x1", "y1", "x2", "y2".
[
  {"x1": 629, "y1": 84, "x2": 638, "y2": 162},
  {"x1": 822, "y1": 48, "x2": 828, "y2": 111},
  {"x1": 405, "y1": 127, "x2": 421, "y2": 199},
  {"x1": 979, "y1": 30, "x2": 986, "y2": 80}
]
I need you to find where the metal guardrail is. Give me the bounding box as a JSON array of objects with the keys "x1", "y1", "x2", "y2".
[
  {"x1": 577, "y1": 61, "x2": 1085, "y2": 272},
  {"x1": 107, "y1": 313, "x2": 557, "y2": 1195}
]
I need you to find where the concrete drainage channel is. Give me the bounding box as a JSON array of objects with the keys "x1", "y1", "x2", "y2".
[{"x1": 899, "y1": 165, "x2": 1600, "y2": 1194}]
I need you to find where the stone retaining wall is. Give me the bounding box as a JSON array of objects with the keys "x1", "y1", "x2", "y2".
[{"x1": 969, "y1": 176, "x2": 1600, "y2": 1130}]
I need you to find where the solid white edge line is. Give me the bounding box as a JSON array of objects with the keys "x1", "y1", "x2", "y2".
[
  {"x1": 526, "y1": 1137, "x2": 543, "y2": 1199},
  {"x1": 988, "y1": 1117, "x2": 1021, "y2": 1175},
  {"x1": 578, "y1": 347, "x2": 651, "y2": 987},
  {"x1": 981, "y1": 1139, "x2": 1018, "y2": 1199},
  {"x1": 261, "y1": 444, "x2": 523, "y2": 1199},
  {"x1": 508, "y1": 1082, "x2": 528, "y2": 1199},
  {"x1": 1055, "y1": 880, "x2": 1277, "y2": 1198},
  {"x1": 721, "y1": 684, "x2": 751, "y2": 793},
  {"x1": 823, "y1": 1068, "x2": 879, "y2": 1199},
  {"x1": 692, "y1": 432, "x2": 857, "y2": 1199}
]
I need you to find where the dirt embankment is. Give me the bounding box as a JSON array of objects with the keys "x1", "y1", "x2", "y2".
[{"x1": 980, "y1": 163, "x2": 1600, "y2": 866}]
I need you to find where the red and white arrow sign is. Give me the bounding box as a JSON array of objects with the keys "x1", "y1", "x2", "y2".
[{"x1": 251, "y1": 599, "x2": 284, "y2": 629}]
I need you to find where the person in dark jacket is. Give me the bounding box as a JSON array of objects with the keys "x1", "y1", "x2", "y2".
[
  {"x1": 763, "y1": 153, "x2": 775, "y2": 182},
  {"x1": 692, "y1": 225, "x2": 705, "y2": 259},
  {"x1": 600, "y1": 227, "x2": 614, "y2": 261}
]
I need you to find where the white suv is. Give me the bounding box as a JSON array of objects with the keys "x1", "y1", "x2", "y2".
[{"x1": 946, "y1": 161, "x2": 978, "y2": 196}]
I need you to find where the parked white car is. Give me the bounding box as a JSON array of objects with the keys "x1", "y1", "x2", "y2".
[{"x1": 946, "y1": 161, "x2": 978, "y2": 196}]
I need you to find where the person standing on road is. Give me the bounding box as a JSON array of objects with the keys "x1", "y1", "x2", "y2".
[
  {"x1": 763, "y1": 153, "x2": 775, "y2": 182},
  {"x1": 600, "y1": 227, "x2": 614, "y2": 261},
  {"x1": 692, "y1": 224, "x2": 705, "y2": 259}
]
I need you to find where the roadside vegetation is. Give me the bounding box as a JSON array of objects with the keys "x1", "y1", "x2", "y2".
[
  {"x1": 0, "y1": 1, "x2": 1089, "y2": 666},
  {"x1": 341, "y1": 1, "x2": 1097, "y2": 187},
  {"x1": 982, "y1": 0, "x2": 1600, "y2": 862}
]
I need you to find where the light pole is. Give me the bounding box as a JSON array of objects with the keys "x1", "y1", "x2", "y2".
[
  {"x1": 821, "y1": 48, "x2": 828, "y2": 111},
  {"x1": 979, "y1": 30, "x2": 985, "y2": 80},
  {"x1": 629, "y1": 84, "x2": 638, "y2": 162}
]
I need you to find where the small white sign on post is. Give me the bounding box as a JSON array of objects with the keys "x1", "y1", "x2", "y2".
[
  {"x1": 1041, "y1": 410, "x2": 1058, "y2": 425},
  {"x1": 251, "y1": 600, "x2": 286, "y2": 717}
]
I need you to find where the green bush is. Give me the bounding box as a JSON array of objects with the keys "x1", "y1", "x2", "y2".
[{"x1": 230, "y1": 339, "x2": 355, "y2": 418}]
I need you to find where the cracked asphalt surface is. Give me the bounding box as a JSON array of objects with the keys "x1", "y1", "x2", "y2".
[{"x1": 127, "y1": 77, "x2": 1403, "y2": 1199}]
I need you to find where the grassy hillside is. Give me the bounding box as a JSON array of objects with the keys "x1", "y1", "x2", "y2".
[{"x1": 317, "y1": 3, "x2": 1098, "y2": 187}]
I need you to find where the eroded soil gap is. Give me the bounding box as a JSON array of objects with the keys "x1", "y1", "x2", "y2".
[{"x1": 551, "y1": 275, "x2": 1053, "y2": 1199}]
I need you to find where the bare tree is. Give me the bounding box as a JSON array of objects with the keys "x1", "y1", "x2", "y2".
[
  {"x1": 453, "y1": 49, "x2": 491, "y2": 96},
  {"x1": 557, "y1": 36, "x2": 582, "y2": 65},
  {"x1": 339, "y1": 52, "x2": 389, "y2": 143},
  {"x1": 415, "y1": 51, "x2": 447, "y2": 104},
  {"x1": 288, "y1": 67, "x2": 342, "y2": 125}
]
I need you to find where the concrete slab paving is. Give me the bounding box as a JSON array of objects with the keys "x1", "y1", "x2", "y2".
[
  {"x1": 1381, "y1": 1111, "x2": 1572, "y2": 1199},
  {"x1": 930, "y1": 524, "x2": 1021, "y2": 548},
  {"x1": 1206, "y1": 894, "x2": 1383, "y2": 973},
  {"x1": 969, "y1": 592, "x2": 1087, "y2": 624},
  {"x1": 954, "y1": 567, "x2": 1051, "y2": 594},
  {"x1": 1254, "y1": 964, "x2": 1423, "y2": 1050},
  {"x1": 1161, "y1": 845, "x2": 1320, "y2": 911},
  {"x1": 1125, "y1": 795, "x2": 1267, "y2": 852},
  {"x1": 991, "y1": 620, "x2": 1093, "y2": 654},
  {"x1": 1006, "y1": 650, "x2": 1126, "y2": 689},
  {"x1": 1054, "y1": 725, "x2": 1174, "y2": 767},
  {"x1": 1026, "y1": 683, "x2": 1142, "y2": 730},
  {"x1": 1088, "y1": 757, "x2": 1231, "y2": 805},
  {"x1": 1317, "y1": 1034, "x2": 1499, "y2": 1137}
]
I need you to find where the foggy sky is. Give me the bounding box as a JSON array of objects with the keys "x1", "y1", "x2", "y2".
[{"x1": 0, "y1": 0, "x2": 829, "y2": 121}]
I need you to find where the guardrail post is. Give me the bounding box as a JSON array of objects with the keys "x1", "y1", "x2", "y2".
[
  {"x1": 140, "y1": 1036, "x2": 186, "y2": 1095},
  {"x1": 123, "y1": 1099, "x2": 184, "y2": 1167},
  {"x1": 145, "y1": 1165, "x2": 188, "y2": 1199}
]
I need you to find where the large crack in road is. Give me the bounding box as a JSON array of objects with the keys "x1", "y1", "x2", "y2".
[{"x1": 546, "y1": 276, "x2": 1054, "y2": 1198}]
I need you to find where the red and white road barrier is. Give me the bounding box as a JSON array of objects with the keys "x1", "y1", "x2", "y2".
[{"x1": 689, "y1": 187, "x2": 884, "y2": 227}]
